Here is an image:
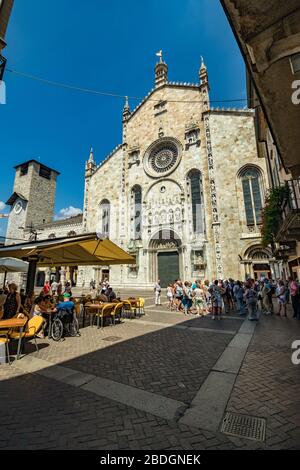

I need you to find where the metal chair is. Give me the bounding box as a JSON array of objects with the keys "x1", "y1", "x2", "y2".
[
  {"x1": 112, "y1": 302, "x2": 124, "y2": 324},
  {"x1": 94, "y1": 303, "x2": 115, "y2": 329},
  {"x1": 122, "y1": 300, "x2": 135, "y2": 319},
  {"x1": 0, "y1": 336, "x2": 11, "y2": 365}
]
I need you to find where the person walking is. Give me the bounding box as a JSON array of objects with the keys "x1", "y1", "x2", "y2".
[
  {"x1": 261, "y1": 279, "x2": 271, "y2": 315},
  {"x1": 51, "y1": 280, "x2": 58, "y2": 295},
  {"x1": 167, "y1": 283, "x2": 174, "y2": 310},
  {"x1": 244, "y1": 280, "x2": 258, "y2": 321},
  {"x1": 43, "y1": 280, "x2": 51, "y2": 296},
  {"x1": 209, "y1": 280, "x2": 223, "y2": 320},
  {"x1": 154, "y1": 279, "x2": 161, "y2": 306},
  {"x1": 194, "y1": 282, "x2": 205, "y2": 316},
  {"x1": 289, "y1": 277, "x2": 300, "y2": 319},
  {"x1": 276, "y1": 280, "x2": 287, "y2": 317},
  {"x1": 234, "y1": 281, "x2": 245, "y2": 315}
]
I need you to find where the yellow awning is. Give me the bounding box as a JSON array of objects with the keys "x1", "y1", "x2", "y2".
[{"x1": 0, "y1": 233, "x2": 136, "y2": 267}]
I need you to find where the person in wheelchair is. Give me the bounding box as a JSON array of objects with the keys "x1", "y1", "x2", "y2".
[{"x1": 51, "y1": 293, "x2": 79, "y2": 340}]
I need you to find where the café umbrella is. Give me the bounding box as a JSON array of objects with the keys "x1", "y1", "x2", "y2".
[
  {"x1": 0, "y1": 233, "x2": 136, "y2": 293},
  {"x1": 0, "y1": 257, "x2": 29, "y2": 288}
]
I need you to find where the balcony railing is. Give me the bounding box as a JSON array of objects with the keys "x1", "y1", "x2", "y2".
[{"x1": 276, "y1": 178, "x2": 300, "y2": 241}]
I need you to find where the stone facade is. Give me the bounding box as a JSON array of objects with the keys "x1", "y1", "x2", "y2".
[
  {"x1": 4, "y1": 57, "x2": 273, "y2": 289},
  {"x1": 79, "y1": 58, "x2": 271, "y2": 287}
]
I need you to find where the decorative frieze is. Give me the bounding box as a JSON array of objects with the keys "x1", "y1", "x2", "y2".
[{"x1": 204, "y1": 114, "x2": 224, "y2": 278}]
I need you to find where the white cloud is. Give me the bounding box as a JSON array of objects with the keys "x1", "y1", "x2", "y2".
[
  {"x1": 54, "y1": 206, "x2": 82, "y2": 220},
  {"x1": 0, "y1": 201, "x2": 6, "y2": 211}
]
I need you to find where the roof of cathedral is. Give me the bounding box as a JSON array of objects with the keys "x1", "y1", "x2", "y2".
[
  {"x1": 94, "y1": 143, "x2": 123, "y2": 173},
  {"x1": 32, "y1": 213, "x2": 83, "y2": 230},
  {"x1": 128, "y1": 81, "x2": 201, "y2": 120}
]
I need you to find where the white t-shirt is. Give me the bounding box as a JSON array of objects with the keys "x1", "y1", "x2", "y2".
[
  {"x1": 167, "y1": 286, "x2": 173, "y2": 298},
  {"x1": 194, "y1": 288, "x2": 203, "y2": 300}
]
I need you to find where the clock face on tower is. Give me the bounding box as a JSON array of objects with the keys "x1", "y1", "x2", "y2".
[{"x1": 14, "y1": 200, "x2": 23, "y2": 214}]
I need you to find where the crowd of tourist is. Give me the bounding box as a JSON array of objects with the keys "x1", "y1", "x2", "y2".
[
  {"x1": 1, "y1": 276, "x2": 299, "y2": 335},
  {"x1": 154, "y1": 277, "x2": 300, "y2": 321}
]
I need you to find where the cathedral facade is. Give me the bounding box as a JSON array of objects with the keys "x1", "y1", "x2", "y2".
[{"x1": 4, "y1": 56, "x2": 275, "y2": 289}]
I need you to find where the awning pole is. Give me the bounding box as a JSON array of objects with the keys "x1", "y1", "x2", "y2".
[
  {"x1": 26, "y1": 258, "x2": 38, "y2": 295},
  {"x1": 2, "y1": 271, "x2": 7, "y2": 289}
]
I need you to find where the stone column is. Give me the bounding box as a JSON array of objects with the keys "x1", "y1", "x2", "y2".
[
  {"x1": 60, "y1": 267, "x2": 66, "y2": 288},
  {"x1": 45, "y1": 268, "x2": 51, "y2": 283}
]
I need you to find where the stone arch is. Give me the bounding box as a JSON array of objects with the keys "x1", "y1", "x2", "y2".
[
  {"x1": 243, "y1": 244, "x2": 272, "y2": 260},
  {"x1": 148, "y1": 228, "x2": 182, "y2": 286},
  {"x1": 241, "y1": 244, "x2": 273, "y2": 280},
  {"x1": 237, "y1": 164, "x2": 263, "y2": 179},
  {"x1": 144, "y1": 178, "x2": 184, "y2": 200},
  {"x1": 67, "y1": 230, "x2": 76, "y2": 237}
]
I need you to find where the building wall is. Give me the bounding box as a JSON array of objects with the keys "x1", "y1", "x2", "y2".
[
  {"x1": 208, "y1": 110, "x2": 268, "y2": 280},
  {"x1": 79, "y1": 85, "x2": 269, "y2": 287}
]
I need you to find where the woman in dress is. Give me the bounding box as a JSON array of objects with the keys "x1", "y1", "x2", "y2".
[
  {"x1": 167, "y1": 283, "x2": 174, "y2": 310},
  {"x1": 193, "y1": 282, "x2": 205, "y2": 316}
]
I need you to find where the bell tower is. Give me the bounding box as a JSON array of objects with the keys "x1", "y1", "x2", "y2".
[{"x1": 5, "y1": 159, "x2": 59, "y2": 244}]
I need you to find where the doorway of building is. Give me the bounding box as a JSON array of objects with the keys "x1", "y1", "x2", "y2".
[
  {"x1": 157, "y1": 251, "x2": 179, "y2": 287},
  {"x1": 253, "y1": 263, "x2": 271, "y2": 280}
]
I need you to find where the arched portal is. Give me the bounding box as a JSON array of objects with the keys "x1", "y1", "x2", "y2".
[
  {"x1": 242, "y1": 244, "x2": 273, "y2": 280},
  {"x1": 149, "y1": 229, "x2": 182, "y2": 287}
]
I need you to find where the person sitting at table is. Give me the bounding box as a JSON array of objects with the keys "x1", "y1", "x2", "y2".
[
  {"x1": 56, "y1": 293, "x2": 75, "y2": 313},
  {"x1": 107, "y1": 287, "x2": 116, "y2": 303},
  {"x1": 97, "y1": 290, "x2": 108, "y2": 303},
  {"x1": 3, "y1": 283, "x2": 21, "y2": 320},
  {"x1": 32, "y1": 295, "x2": 51, "y2": 337}
]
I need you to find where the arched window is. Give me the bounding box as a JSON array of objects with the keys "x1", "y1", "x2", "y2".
[
  {"x1": 131, "y1": 185, "x2": 142, "y2": 240},
  {"x1": 99, "y1": 199, "x2": 110, "y2": 237},
  {"x1": 48, "y1": 233, "x2": 56, "y2": 239},
  {"x1": 187, "y1": 169, "x2": 204, "y2": 233},
  {"x1": 240, "y1": 167, "x2": 263, "y2": 226},
  {"x1": 67, "y1": 231, "x2": 76, "y2": 237}
]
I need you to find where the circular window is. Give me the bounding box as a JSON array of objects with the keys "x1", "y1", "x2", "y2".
[
  {"x1": 14, "y1": 201, "x2": 23, "y2": 214},
  {"x1": 144, "y1": 138, "x2": 181, "y2": 177}
]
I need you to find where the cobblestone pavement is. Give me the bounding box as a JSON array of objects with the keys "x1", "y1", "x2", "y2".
[{"x1": 0, "y1": 291, "x2": 299, "y2": 450}]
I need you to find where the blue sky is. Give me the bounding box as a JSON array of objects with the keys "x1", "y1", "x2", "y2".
[{"x1": 0, "y1": 0, "x2": 246, "y2": 237}]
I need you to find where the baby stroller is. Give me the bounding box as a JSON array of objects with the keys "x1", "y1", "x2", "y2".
[{"x1": 50, "y1": 307, "x2": 80, "y2": 341}]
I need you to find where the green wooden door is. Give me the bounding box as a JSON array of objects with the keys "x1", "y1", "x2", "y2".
[{"x1": 157, "y1": 251, "x2": 179, "y2": 288}]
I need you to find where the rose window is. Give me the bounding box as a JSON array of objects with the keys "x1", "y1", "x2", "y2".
[{"x1": 144, "y1": 139, "x2": 181, "y2": 177}]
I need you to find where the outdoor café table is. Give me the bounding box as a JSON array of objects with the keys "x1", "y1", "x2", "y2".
[
  {"x1": 0, "y1": 317, "x2": 27, "y2": 360},
  {"x1": 83, "y1": 303, "x2": 105, "y2": 328},
  {"x1": 42, "y1": 309, "x2": 56, "y2": 339}
]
